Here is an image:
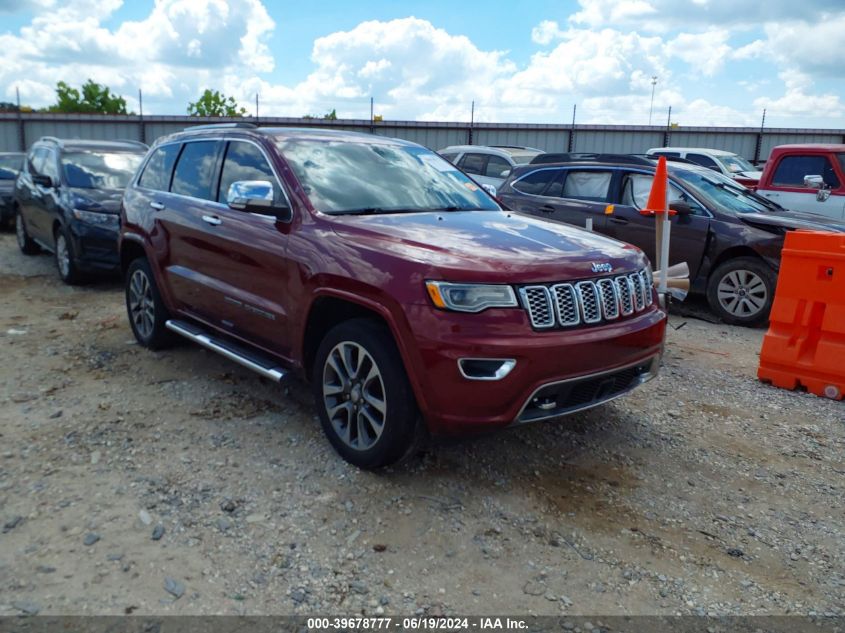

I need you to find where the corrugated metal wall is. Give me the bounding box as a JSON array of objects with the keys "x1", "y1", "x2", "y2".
[{"x1": 1, "y1": 113, "x2": 843, "y2": 161}]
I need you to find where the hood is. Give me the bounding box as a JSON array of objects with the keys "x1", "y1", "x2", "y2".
[
  {"x1": 68, "y1": 187, "x2": 124, "y2": 214},
  {"x1": 329, "y1": 210, "x2": 647, "y2": 283},
  {"x1": 740, "y1": 209, "x2": 845, "y2": 233}
]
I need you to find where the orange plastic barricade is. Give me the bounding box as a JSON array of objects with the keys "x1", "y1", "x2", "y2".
[{"x1": 757, "y1": 230, "x2": 845, "y2": 400}]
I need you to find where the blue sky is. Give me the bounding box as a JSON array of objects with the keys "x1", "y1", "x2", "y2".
[{"x1": 1, "y1": 0, "x2": 843, "y2": 128}]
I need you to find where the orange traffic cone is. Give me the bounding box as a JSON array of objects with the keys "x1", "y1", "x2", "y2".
[{"x1": 639, "y1": 156, "x2": 675, "y2": 217}]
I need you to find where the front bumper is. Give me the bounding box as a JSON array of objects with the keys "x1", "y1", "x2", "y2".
[
  {"x1": 403, "y1": 303, "x2": 667, "y2": 435},
  {"x1": 68, "y1": 220, "x2": 120, "y2": 273}
]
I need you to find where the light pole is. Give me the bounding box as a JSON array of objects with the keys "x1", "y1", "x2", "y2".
[{"x1": 648, "y1": 76, "x2": 658, "y2": 126}]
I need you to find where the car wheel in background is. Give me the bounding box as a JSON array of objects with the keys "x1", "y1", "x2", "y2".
[
  {"x1": 706, "y1": 257, "x2": 775, "y2": 326},
  {"x1": 54, "y1": 226, "x2": 85, "y2": 285},
  {"x1": 15, "y1": 210, "x2": 39, "y2": 255},
  {"x1": 125, "y1": 257, "x2": 175, "y2": 350},
  {"x1": 312, "y1": 319, "x2": 418, "y2": 470}
]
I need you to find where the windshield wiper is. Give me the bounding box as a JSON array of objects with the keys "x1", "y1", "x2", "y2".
[{"x1": 332, "y1": 207, "x2": 417, "y2": 216}]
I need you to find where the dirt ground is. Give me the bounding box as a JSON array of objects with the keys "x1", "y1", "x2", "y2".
[{"x1": 0, "y1": 232, "x2": 843, "y2": 617}]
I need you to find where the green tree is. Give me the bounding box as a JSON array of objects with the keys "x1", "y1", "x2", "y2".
[
  {"x1": 48, "y1": 80, "x2": 128, "y2": 114},
  {"x1": 302, "y1": 108, "x2": 338, "y2": 120},
  {"x1": 187, "y1": 89, "x2": 247, "y2": 117}
]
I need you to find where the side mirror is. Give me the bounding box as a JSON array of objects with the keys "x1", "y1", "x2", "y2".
[
  {"x1": 669, "y1": 201, "x2": 694, "y2": 216},
  {"x1": 803, "y1": 175, "x2": 825, "y2": 189},
  {"x1": 227, "y1": 180, "x2": 291, "y2": 222},
  {"x1": 32, "y1": 173, "x2": 55, "y2": 188},
  {"x1": 481, "y1": 183, "x2": 497, "y2": 198}
]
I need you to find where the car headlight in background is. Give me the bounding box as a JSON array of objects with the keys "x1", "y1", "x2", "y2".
[
  {"x1": 425, "y1": 281, "x2": 517, "y2": 312},
  {"x1": 72, "y1": 209, "x2": 119, "y2": 227}
]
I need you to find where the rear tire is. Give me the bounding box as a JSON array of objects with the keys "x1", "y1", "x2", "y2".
[
  {"x1": 312, "y1": 319, "x2": 418, "y2": 470},
  {"x1": 54, "y1": 226, "x2": 85, "y2": 285},
  {"x1": 706, "y1": 257, "x2": 775, "y2": 326},
  {"x1": 125, "y1": 257, "x2": 175, "y2": 350},
  {"x1": 15, "y1": 210, "x2": 39, "y2": 255}
]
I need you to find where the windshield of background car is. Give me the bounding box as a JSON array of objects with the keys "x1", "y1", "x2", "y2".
[
  {"x1": 276, "y1": 139, "x2": 500, "y2": 214},
  {"x1": 673, "y1": 168, "x2": 771, "y2": 214},
  {"x1": 62, "y1": 151, "x2": 144, "y2": 189},
  {"x1": 0, "y1": 155, "x2": 23, "y2": 179},
  {"x1": 717, "y1": 154, "x2": 756, "y2": 174},
  {"x1": 508, "y1": 151, "x2": 542, "y2": 165}
]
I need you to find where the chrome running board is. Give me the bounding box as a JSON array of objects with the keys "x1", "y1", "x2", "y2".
[{"x1": 165, "y1": 319, "x2": 287, "y2": 382}]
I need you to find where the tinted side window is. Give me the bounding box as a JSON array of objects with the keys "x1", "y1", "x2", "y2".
[
  {"x1": 439, "y1": 152, "x2": 459, "y2": 163},
  {"x1": 772, "y1": 155, "x2": 840, "y2": 188},
  {"x1": 562, "y1": 170, "x2": 612, "y2": 201},
  {"x1": 621, "y1": 173, "x2": 706, "y2": 215},
  {"x1": 687, "y1": 153, "x2": 719, "y2": 169},
  {"x1": 41, "y1": 149, "x2": 60, "y2": 181},
  {"x1": 28, "y1": 148, "x2": 47, "y2": 175},
  {"x1": 139, "y1": 144, "x2": 180, "y2": 191},
  {"x1": 217, "y1": 141, "x2": 280, "y2": 203},
  {"x1": 485, "y1": 155, "x2": 511, "y2": 178},
  {"x1": 512, "y1": 169, "x2": 558, "y2": 195},
  {"x1": 459, "y1": 153, "x2": 486, "y2": 175},
  {"x1": 171, "y1": 141, "x2": 220, "y2": 201}
]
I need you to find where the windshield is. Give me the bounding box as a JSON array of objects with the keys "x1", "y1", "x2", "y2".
[
  {"x1": 716, "y1": 154, "x2": 756, "y2": 174},
  {"x1": 509, "y1": 151, "x2": 543, "y2": 165},
  {"x1": 673, "y1": 168, "x2": 772, "y2": 214},
  {"x1": 275, "y1": 139, "x2": 500, "y2": 214},
  {"x1": 61, "y1": 151, "x2": 144, "y2": 189},
  {"x1": 0, "y1": 154, "x2": 23, "y2": 179}
]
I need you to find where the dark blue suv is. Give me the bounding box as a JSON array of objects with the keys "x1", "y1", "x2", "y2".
[{"x1": 14, "y1": 137, "x2": 146, "y2": 284}]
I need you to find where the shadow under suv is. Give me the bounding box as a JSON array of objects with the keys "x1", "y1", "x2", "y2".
[
  {"x1": 14, "y1": 137, "x2": 146, "y2": 283},
  {"x1": 120, "y1": 124, "x2": 666, "y2": 469}
]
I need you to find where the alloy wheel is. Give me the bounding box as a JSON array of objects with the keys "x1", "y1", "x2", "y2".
[
  {"x1": 15, "y1": 214, "x2": 26, "y2": 249},
  {"x1": 717, "y1": 269, "x2": 768, "y2": 318},
  {"x1": 322, "y1": 341, "x2": 387, "y2": 451},
  {"x1": 128, "y1": 269, "x2": 156, "y2": 339},
  {"x1": 56, "y1": 234, "x2": 70, "y2": 279}
]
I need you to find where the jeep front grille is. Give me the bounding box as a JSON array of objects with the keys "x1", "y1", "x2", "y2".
[{"x1": 519, "y1": 268, "x2": 653, "y2": 330}]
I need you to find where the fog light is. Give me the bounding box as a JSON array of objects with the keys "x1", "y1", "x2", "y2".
[{"x1": 458, "y1": 358, "x2": 516, "y2": 381}]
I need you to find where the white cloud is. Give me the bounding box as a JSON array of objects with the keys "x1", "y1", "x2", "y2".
[
  {"x1": 0, "y1": 0, "x2": 274, "y2": 110},
  {"x1": 666, "y1": 30, "x2": 732, "y2": 77},
  {"x1": 531, "y1": 20, "x2": 564, "y2": 45},
  {"x1": 754, "y1": 70, "x2": 844, "y2": 123}
]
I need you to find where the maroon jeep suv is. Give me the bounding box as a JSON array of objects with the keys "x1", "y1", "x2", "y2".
[{"x1": 119, "y1": 123, "x2": 666, "y2": 469}]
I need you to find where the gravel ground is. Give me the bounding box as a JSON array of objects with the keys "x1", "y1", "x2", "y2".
[{"x1": 0, "y1": 232, "x2": 843, "y2": 617}]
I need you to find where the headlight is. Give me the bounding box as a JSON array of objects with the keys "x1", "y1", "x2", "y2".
[
  {"x1": 72, "y1": 209, "x2": 119, "y2": 227},
  {"x1": 425, "y1": 281, "x2": 517, "y2": 312}
]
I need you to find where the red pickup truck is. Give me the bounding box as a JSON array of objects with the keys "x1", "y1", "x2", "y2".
[{"x1": 756, "y1": 145, "x2": 845, "y2": 221}]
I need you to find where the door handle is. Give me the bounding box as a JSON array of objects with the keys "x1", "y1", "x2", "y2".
[
  {"x1": 202, "y1": 215, "x2": 222, "y2": 226},
  {"x1": 610, "y1": 217, "x2": 629, "y2": 225},
  {"x1": 538, "y1": 205, "x2": 556, "y2": 213},
  {"x1": 150, "y1": 201, "x2": 164, "y2": 210}
]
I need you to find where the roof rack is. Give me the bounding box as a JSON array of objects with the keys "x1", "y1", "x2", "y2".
[
  {"x1": 490, "y1": 145, "x2": 543, "y2": 152},
  {"x1": 530, "y1": 152, "x2": 654, "y2": 166},
  {"x1": 630, "y1": 153, "x2": 698, "y2": 165},
  {"x1": 114, "y1": 139, "x2": 150, "y2": 149},
  {"x1": 183, "y1": 122, "x2": 257, "y2": 131},
  {"x1": 38, "y1": 136, "x2": 63, "y2": 147}
]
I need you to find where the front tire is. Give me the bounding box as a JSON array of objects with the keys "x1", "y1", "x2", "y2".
[
  {"x1": 54, "y1": 226, "x2": 85, "y2": 285},
  {"x1": 706, "y1": 257, "x2": 775, "y2": 326},
  {"x1": 312, "y1": 319, "x2": 418, "y2": 470},
  {"x1": 15, "y1": 210, "x2": 39, "y2": 255},
  {"x1": 125, "y1": 257, "x2": 175, "y2": 350}
]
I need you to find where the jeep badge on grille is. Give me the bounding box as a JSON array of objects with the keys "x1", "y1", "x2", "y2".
[{"x1": 591, "y1": 262, "x2": 613, "y2": 274}]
